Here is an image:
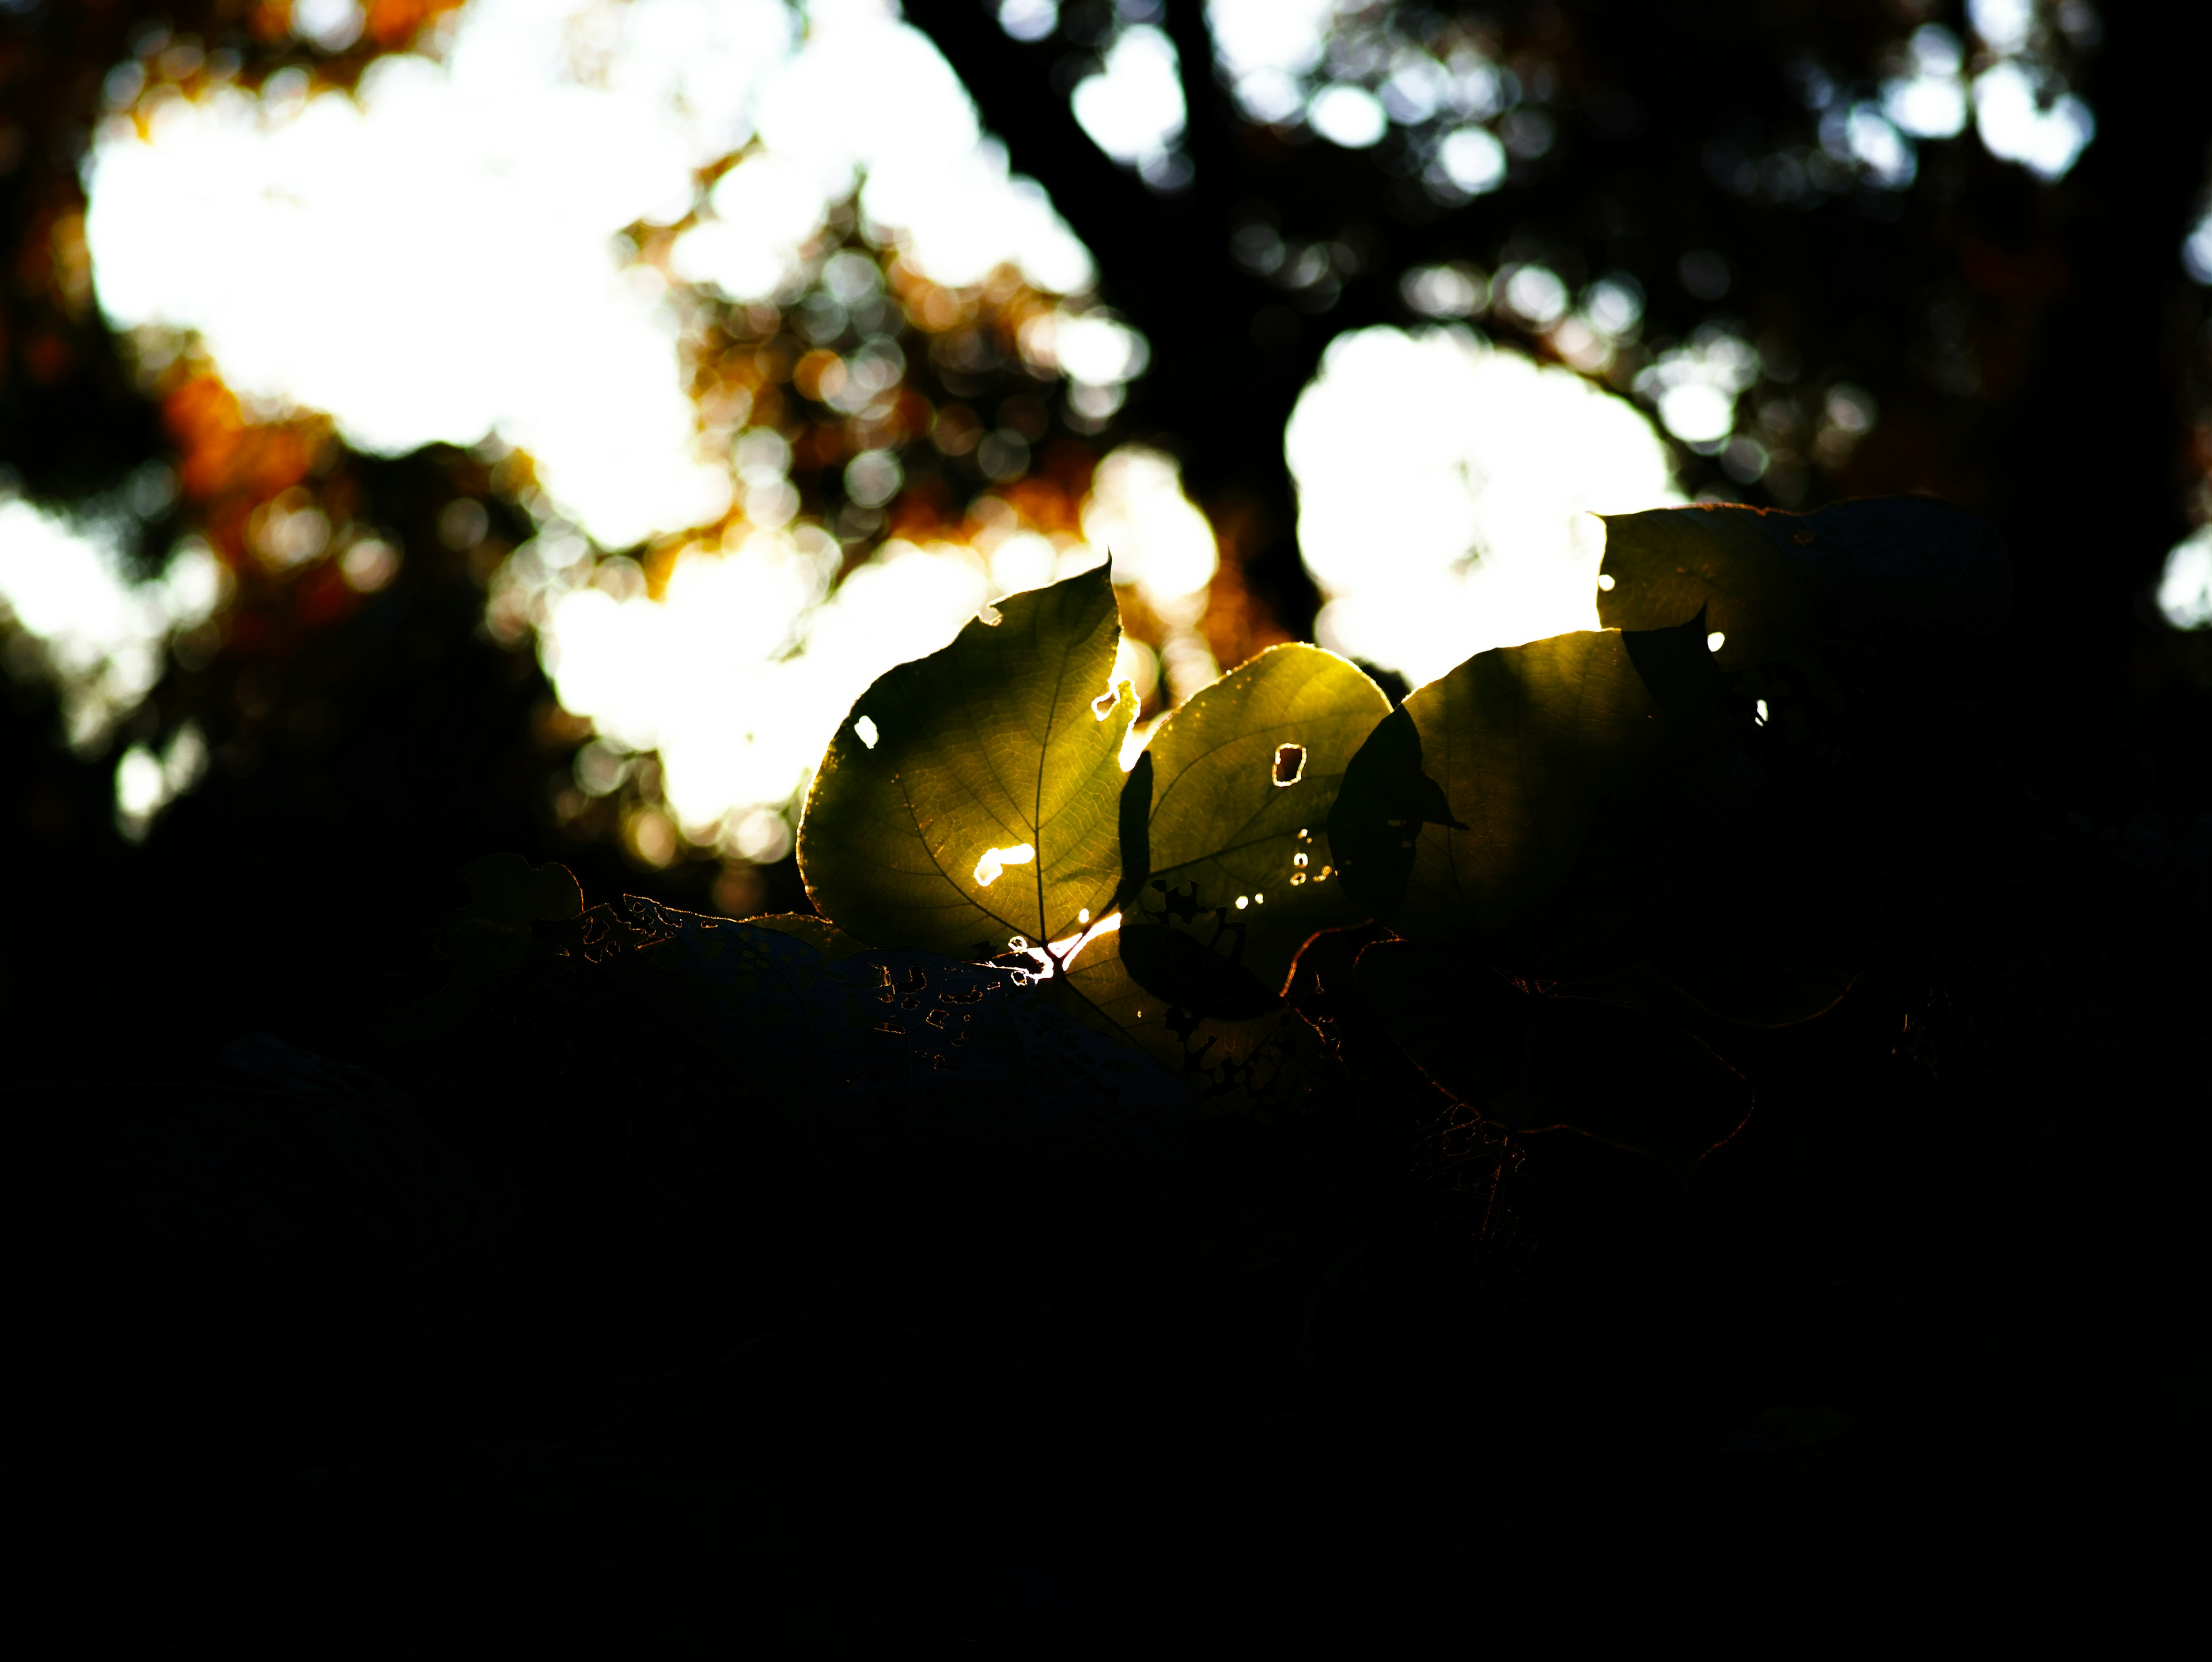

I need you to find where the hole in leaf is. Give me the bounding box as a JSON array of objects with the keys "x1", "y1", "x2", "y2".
[
  {"x1": 1755, "y1": 698, "x2": 1769, "y2": 725},
  {"x1": 1271, "y1": 743, "x2": 1306, "y2": 786},
  {"x1": 1597, "y1": 572, "x2": 1616, "y2": 590},
  {"x1": 1092, "y1": 688, "x2": 1120, "y2": 720},
  {"x1": 978, "y1": 602, "x2": 1003, "y2": 625},
  {"x1": 1706, "y1": 631, "x2": 1726, "y2": 653},
  {"x1": 1294, "y1": 853, "x2": 1308, "y2": 868},
  {"x1": 1078, "y1": 907, "x2": 1090, "y2": 923},
  {"x1": 975, "y1": 844, "x2": 1036, "y2": 887},
  {"x1": 1236, "y1": 896, "x2": 1249, "y2": 910},
  {"x1": 854, "y1": 714, "x2": 880, "y2": 749}
]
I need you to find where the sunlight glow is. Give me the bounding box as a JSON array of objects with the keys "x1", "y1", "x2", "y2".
[
  {"x1": 2157, "y1": 527, "x2": 2212, "y2": 631},
  {"x1": 1308, "y1": 85, "x2": 1388, "y2": 149},
  {"x1": 84, "y1": 0, "x2": 1094, "y2": 548},
  {"x1": 527, "y1": 446, "x2": 1206, "y2": 845},
  {"x1": 1286, "y1": 328, "x2": 1680, "y2": 687},
  {"x1": 1206, "y1": 0, "x2": 1338, "y2": 123},
  {"x1": 1083, "y1": 448, "x2": 1217, "y2": 614},
  {"x1": 1637, "y1": 326, "x2": 1761, "y2": 450},
  {"x1": 1071, "y1": 25, "x2": 1185, "y2": 169},
  {"x1": 115, "y1": 720, "x2": 208, "y2": 842},
  {"x1": 1010, "y1": 907, "x2": 1122, "y2": 979},
  {"x1": 1881, "y1": 26, "x2": 1969, "y2": 139},
  {"x1": 74, "y1": 0, "x2": 1145, "y2": 854},
  {"x1": 0, "y1": 498, "x2": 225, "y2": 751},
  {"x1": 974, "y1": 842, "x2": 1036, "y2": 887},
  {"x1": 1972, "y1": 62, "x2": 2093, "y2": 181}
]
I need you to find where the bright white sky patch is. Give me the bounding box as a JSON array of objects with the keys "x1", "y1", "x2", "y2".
[
  {"x1": 2157, "y1": 526, "x2": 2212, "y2": 631},
  {"x1": 522, "y1": 446, "x2": 1211, "y2": 845},
  {"x1": 1287, "y1": 327, "x2": 1680, "y2": 687},
  {"x1": 1972, "y1": 62, "x2": 2093, "y2": 181},
  {"x1": 536, "y1": 527, "x2": 993, "y2": 838},
  {"x1": 1307, "y1": 84, "x2": 1387, "y2": 149},
  {"x1": 1084, "y1": 447, "x2": 1217, "y2": 611},
  {"x1": 1071, "y1": 25, "x2": 1185, "y2": 168},
  {"x1": 1206, "y1": 0, "x2": 1336, "y2": 122},
  {"x1": 0, "y1": 498, "x2": 224, "y2": 750},
  {"x1": 84, "y1": 0, "x2": 1093, "y2": 548}
]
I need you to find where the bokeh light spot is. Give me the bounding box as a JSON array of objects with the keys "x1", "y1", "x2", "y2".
[{"x1": 1287, "y1": 327, "x2": 1680, "y2": 687}]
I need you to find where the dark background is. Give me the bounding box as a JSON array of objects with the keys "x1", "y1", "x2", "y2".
[{"x1": 3, "y1": 2, "x2": 2207, "y2": 1654}]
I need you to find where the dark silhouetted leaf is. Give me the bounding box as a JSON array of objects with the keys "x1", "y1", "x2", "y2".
[
  {"x1": 1650, "y1": 944, "x2": 1862, "y2": 1028},
  {"x1": 1118, "y1": 919, "x2": 1281, "y2": 1019},
  {"x1": 1060, "y1": 925, "x2": 1318, "y2": 1112},
  {"x1": 1358, "y1": 937, "x2": 1752, "y2": 1178},
  {"x1": 1597, "y1": 504, "x2": 1812, "y2": 669},
  {"x1": 1323, "y1": 704, "x2": 1465, "y2": 929},
  {"x1": 385, "y1": 853, "x2": 583, "y2": 1042},
  {"x1": 618, "y1": 898, "x2": 1192, "y2": 1289},
  {"x1": 1599, "y1": 497, "x2": 2008, "y2": 649},
  {"x1": 1327, "y1": 630, "x2": 1669, "y2": 963},
  {"x1": 620, "y1": 897, "x2": 1188, "y2": 1135},
  {"x1": 745, "y1": 911, "x2": 868, "y2": 959}
]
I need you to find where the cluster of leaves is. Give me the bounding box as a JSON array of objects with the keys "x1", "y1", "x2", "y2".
[
  {"x1": 783, "y1": 494, "x2": 2006, "y2": 1176},
  {"x1": 25, "y1": 495, "x2": 2212, "y2": 1656}
]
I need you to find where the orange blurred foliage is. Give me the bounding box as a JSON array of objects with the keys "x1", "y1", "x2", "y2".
[
  {"x1": 161, "y1": 364, "x2": 333, "y2": 563},
  {"x1": 248, "y1": 0, "x2": 465, "y2": 51}
]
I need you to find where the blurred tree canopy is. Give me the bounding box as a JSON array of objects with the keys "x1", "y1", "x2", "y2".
[{"x1": 4, "y1": 0, "x2": 2212, "y2": 1077}]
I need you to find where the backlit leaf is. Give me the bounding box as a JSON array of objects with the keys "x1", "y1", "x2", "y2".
[
  {"x1": 798, "y1": 565, "x2": 1136, "y2": 962},
  {"x1": 1599, "y1": 497, "x2": 2008, "y2": 650},
  {"x1": 1119, "y1": 643, "x2": 1391, "y2": 1014},
  {"x1": 1328, "y1": 629, "x2": 1671, "y2": 964},
  {"x1": 1596, "y1": 503, "x2": 1811, "y2": 668}
]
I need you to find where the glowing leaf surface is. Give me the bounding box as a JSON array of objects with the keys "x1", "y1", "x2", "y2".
[
  {"x1": 800, "y1": 565, "x2": 1135, "y2": 961},
  {"x1": 1120, "y1": 643, "x2": 1390, "y2": 1013},
  {"x1": 1329, "y1": 629, "x2": 1668, "y2": 955}
]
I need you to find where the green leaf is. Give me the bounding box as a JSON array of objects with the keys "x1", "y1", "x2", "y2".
[
  {"x1": 798, "y1": 564, "x2": 1137, "y2": 963},
  {"x1": 1119, "y1": 643, "x2": 1390, "y2": 1014},
  {"x1": 1327, "y1": 629, "x2": 1670, "y2": 963},
  {"x1": 1596, "y1": 504, "x2": 1811, "y2": 669},
  {"x1": 1357, "y1": 937, "x2": 1752, "y2": 1179},
  {"x1": 1597, "y1": 497, "x2": 2008, "y2": 651}
]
